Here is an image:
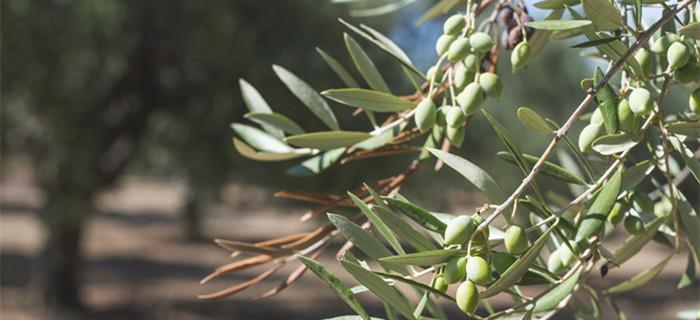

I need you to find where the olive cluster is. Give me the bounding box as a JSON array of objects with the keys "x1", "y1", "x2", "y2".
[
  {"x1": 435, "y1": 215, "x2": 529, "y2": 315},
  {"x1": 578, "y1": 31, "x2": 700, "y2": 153},
  {"x1": 605, "y1": 191, "x2": 669, "y2": 236}
]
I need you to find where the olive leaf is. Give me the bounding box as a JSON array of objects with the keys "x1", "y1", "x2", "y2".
[
  {"x1": 373, "y1": 206, "x2": 436, "y2": 251},
  {"x1": 482, "y1": 222, "x2": 558, "y2": 298},
  {"x1": 298, "y1": 256, "x2": 371, "y2": 320},
  {"x1": 344, "y1": 33, "x2": 391, "y2": 93},
  {"x1": 244, "y1": 112, "x2": 305, "y2": 135},
  {"x1": 340, "y1": 259, "x2": 417, "y2": 320},
  {"x1": 316, "y1": 47, "x2": 361, "y2": 88},
  {"x1": 327, "y1": 213, "x2": 394, "y2": 261},
  {"x1": 286, "y1": 148, "x2": 346, "y2": 176},
  {"x1": 482, "y1": 110, "x2": 536, "y2": 186},
  {"x1": 582, "y1": 0, "x2": 624, "y2": 31},
  {"x1": 592, "y1": 133, "x2": 640, "y2": 155},
  {"x1": 322, "y1": 88, "x2": 415, "y2": 113},
  {"x1": 571, "y1": 36, "x2": 623, "y2": 48},
  {"x1": 533, "y1": 267, "x2": 583, "y2": 312},
  {"x1": 575, "y1": 167, "x2": 622, "y2": 242},
  {"x1": 379, "y1": 249, "x2": 467, "y2": 266},
  {"x1": 231, "y1": 123, "x2": 294, "y2": 153},
  {"x1": 621, "y1": 160, "x2": 654, "y2": 191},
  {"x1": 679, "y1": 22, "x2": 700, "y2": 40},
  {"x1": 605, "y1": 255, "x2": 672, "y2": 294},
  {"x1": 232, "y1": 138, "x2": 306, "y2": 162},
  {"x1": 665, "y1": 121, "x2": 700, "y2": 138},
  {"x1": 239, "y1": 79, "x2": 284, "y2": 139},
  {"x1": 273, "y1": 65, "x2": 340, "y2": 130},
  {"x1": 497, "y1": 151, "x2": 588, "y2": 185},
  {"x1": 285, "y1": 131, "x2": 371, "y2": 150},
  {"x1": 383, "y1": 197, "x2": 447, "y2": 234},
  {"x1": 526, "y1": 19, "x2": 592, "y2": 31},
  {"x1": 373, "y1": 271, "x2": 455, "y2": 301},
  {"x1": 669, "y1": 137, "x2": 700, "y2": 184},
  {"x1": 678, "y1": 253, "x2": 696, "y2": 289},
  {"x1": 534, "y1": 0, "x2": 581, "y2": 9},
  {"x1": 676, "y1": 190, "x2": 700, "y2": 263},
  {"x1": 348, "y1": 192, "x2": 405, "y2": 255},
  {"x1": 528, "y1": 9, "x2": 565, "y2": 58},
  {"x1": 611, "y1": 216, "x2": 667, "y2": 265},
  {"x1": 416, "y1": 0, "x2": 461, "y2": 24},
  {"x1": 427, "y1": 148, "x2": 506, "y2": 203},
  {"x1": 517, "y1": 107, "x2": 554, "y2": 133}
]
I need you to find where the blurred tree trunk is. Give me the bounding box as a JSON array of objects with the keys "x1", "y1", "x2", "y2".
[{"x1": 183, "y1": 186, "x2": 203, "y2": 241}]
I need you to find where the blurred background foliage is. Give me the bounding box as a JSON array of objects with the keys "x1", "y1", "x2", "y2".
[{"x1": 1, "y1": 0, "x2": 696, "y2": 317}]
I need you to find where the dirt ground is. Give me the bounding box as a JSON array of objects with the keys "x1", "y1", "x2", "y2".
[{"x1": 1, "y1": 169, "x2": 698, "y2": 319}]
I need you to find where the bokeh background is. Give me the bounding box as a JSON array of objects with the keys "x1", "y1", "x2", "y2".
[{"x1": 1, "y1": 0, "x2": 698, "y2": 319}]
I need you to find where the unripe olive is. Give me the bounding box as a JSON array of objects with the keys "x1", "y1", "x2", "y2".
[
  {"x1": 436, "y1": 34, "x2": 457, "y2": 56},
  {"x1": 433, "y1": 275, "x2": 448, "y2": 292},
  {"x1": 478, "y1": 72, "x2": 502, "y2": 98},
  {"x1": 491, "y1": 251, "x2": 516, "y2": 275},
  {"x1": 456, "y1": 280, "x2": 479, "y2": 315},
  {"x1": 607, "y1": 202, "x2": 626, "y2": 226},
  {"x1": 634, "y1": 47, "x2": 652, "y2": 77},
  {"x1": 414, "y1": 98, "x2": 437, "y2": 133},
  {"x1": 446, "y1": 107, "x2": 466, "y2": 128},
  {"x1": 557, "y1": 243, "x2": 575, "y2": 267},
  {"x1": 469, "y1": 32, "x2": 494, "y2": 53},
  {"x1": 458, "y1": 83, "x2": 484, "y2": 115},
  {"x1": 504, "y1": 225, "x2": 528, "y2": 255},
  {"x1": 617, "y1": 99, "x2": 637, "y2": 132},
  {"x1": 650, "y1": 33, "x2": 680, "y2": 54},
  {"x1": 454, "y1": 64, "x2": 473, "y2": 90},
  {"x1": 673, "y1": 62, "x2": 697, "y2": 83},
  {"x1": 448, "y1": 37, "x2": 471, "y2": 62},
  {"x1": 443, "y1": 14, "x2": 466, "y2": 35},
  {"x1": 624, "y1": 215, "x2": 645, "y2": 235},
  {"x1": 629, "y1": 191, "x2": 654, "y2": 217},
  {"x1": 466, "y1": 255, "x2": 491, "y2": 286},
  {"x1": 547, "y1": 250, "x2": 565, "y2": 274},
  {"x1": 444, "y1": 215, "x2": 476, "y2": 245},
  {"x1": 667, "y1": 41, "x2": 690, "y2": 69},
  {"x1": 470, "y1": 214, "x2": 489, "y2": 245},
  {"x1": 629, "y1": 88, "x2": 653, "y2": 115},
  {"x1": 578, "y1": 123, "x2": 602, "y2": 153},
  {"x1": 590, "y1": 107, "x2": 604, "y2": 125},
  {"x1": 426, "y1": 66, "x2": 444, "y2": 82},
  {"x1": 463, "y1": 53, "x2": 479, "y2": 72},
  {"x1": 511, "y1": 41, "x2": 530, "y2": 73},
  {"x1": 690, "y1": 88, "x2": 700, "y2": 114},
  {"x1": 444, "y1": 256, "x2": 468, "y2": 284},
  {"x1": 447, "y1": 125, "x2": 466, "y2": 147}
]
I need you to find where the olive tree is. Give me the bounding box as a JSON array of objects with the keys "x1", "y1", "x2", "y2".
[{"x1": 201, "y1": 0, "x2": 700, "y2": 318}]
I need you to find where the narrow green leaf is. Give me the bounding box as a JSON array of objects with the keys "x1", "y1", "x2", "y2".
[
  {"x1": 373, "y1": 271, "x2": 455, "y2": 301},
  {"x1": 517, "y1": 107, "x2": 554, "y2": 133},
  {"x1": 239, "y1": 79, "x2": 284, "y2": 139},
  {"x1": 316, "y1": 47, "x2": 360, "y2": 88},
  {"x1": 348, "y1": 192, "x2": 405, "y2": 255},
  {"x1": 384, "y1": 197, "x2": 447, "y2": 234},
  {"x1": 298, "y1": 255, "x2": 370, "y2": 320},
  {"x1": 379, "y1": 249, "x2": 466, "y2": 266},
  {"x1": 605, "y1": 255, "x2": 672, "y2": 294},
  {"x1": 533, "y1": 267, "x2": 583, "y2": 312},
  {"x1": 582, "y1": 0, "x2": 624, "y2": 31},
  {"x1": 526, "y1": 19, "x2": 592, "y2": 31},
  {"x1": 344, "y1": 33, "x2": 391, "y2": 93},
  {"x1": 231, "y1": 123, "x2": 294, "y2": 153},
  {"x1": 612, "y1": 216, "x2": 667, "y2": 265},
  {"x1": 592, "y1": 133, "x2": 640, "y2": 155},
  {"x1": 286, "y1": 148, "x2": 346, "y2": 176},
  {"x1": 679, "y1": 22, "x2": 700, "y2": 40},
  {"x1": 677, "y1": 190, "x2": 700, "y2": 262},
  {"x1": 534, "y1": 0, "x2": 581, "y2": 9},
  {"x1": 232, "y1": 138, "x2": 306, "y2": 162},
  {"x1": 575, "y1": 167, "x2": 622, "y2": 242},
  {"x1": 621, "y1": 160, "x2": 654, "y2": 191},
  {"x1": 323, "y1": 88, "x2": 414, "y2": 113},
  {"x1": 272, "y1": 65, "x2": 340, "y2": 130},
  {"x1": 327, "y1": 213, "x2": 393, "y2": 261},
  {"x1": 244, "y1": 112, "x2": 305, "y2": 135},
  {"x1": 427, "y1": 148, "x2": 506, "y2": 203},
  {"x1": 496, "y1": 151, "x2": 587, "y2": 185},
  {"x1": 360, "y1": 24, "x2": 411, "y2": 64},
  {"x1": 678, "y1": 253, "x2": 696, "y2": 289},
  {"x1": 416, "y1": 0, "x2": 460, "y2": 24},
  {"x1": 374, "y1": 207, "x2": 436, "y2": 251},
  {"x1": 666, "y1": 121, "x2": 700, "y2": 138},
  {"x1": 571, "y1": 36, "x2": 623, "y2": 48},
  {"x1": 285, "y1": 131, "x2": 371, "y2": 150},
  {"x1": 482, "y1": 222, "x2": 558, "y2": 298},
  {"x1": 341, "y1": 259, "x2": 417, "y2": 320},
  {"x1": 529, "y1": 9, "x2": 565, "y2": 59}
]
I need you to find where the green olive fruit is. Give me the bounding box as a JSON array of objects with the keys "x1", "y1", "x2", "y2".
[
  {"x1": 547, "y1": 250, "x2": 565, "y2": 274},
  {"x1": 426, "y1": 66, "x2": 444, "y2": 82},
  {"x1": 443, "y1": 14, "x2": 466, "y2": 35},
  {"x1": 444, "y1": 256, "x2": 468, "y2": 284},
  {"x1": 607, "y1": 202, "x2": 626, "y2": 226},
  {"x1": 617, "y1": 99, "x2": 637, "y2": 132},
  {"x1": 469, "y1": 32, "x2": 494, "y2": 53},
  {"x1": 478, "y1": 72, "x2": 502, "y2": 98},
  {"x1": 504, "y1": 225, "x2": 528, "y2": 255},
  {"x1": 456, "y1": 280, "x2": 479, "y2": 315},
  {"x1": 674, "y1": 63, "x2": 697, "y2": 83},
  {"x1": 511, "y1": 41, "x2": 530, "y2": 73},
  {"x1": 457, "y1": 82, "x2": 484, "y2": 115},
  {"x1": 629, "y1": 191, "x2": 654, "y2": 217},
  {"x1": 414, "y1": 98, "x2": 437, "y2": 133},
  {"x1": 444, "y1": 215, "x2": 476, "y2": 245},
  {"x1": 667, "y1": 42, "x2": 690, "y2": 69},
  {"x1": 491, "y1": 252, "x2": 516, "y2": 275},
  {"x1": 436, "y1": 106, "x2": 450, "y2": 126},
  {"x1": 454, "y1": 64, "x2": 474, "y2": 91},
  {"x1": 463, "y1": 53, "x2": 480, "y2": 72},
  {"x1": 650, "y1": 33, "x2": 679, "y2": 54},
  {"x1": 634, "y1": 47, "x2": 653, "y2": 76},
  {"x1": 690, "y1": 88, "x2": 700, "y2": 114},
  {"x1": 467, "y1": 255, "x2": 491, "y2": 286},
  {"x1": 447, "y1": 125, "x2": 466, "y2": 147},
  {"x1": 470, "y1": 214, "x2": 489, "y2": 245},
  {"x1": 448, "y1": 37, "x2": 471, "y2": 62},
  {"x1": 433, "y1": 275, "x2": 448, "y2": 292},
  {"x1": 629, "y1": 87, "x2": 653, "y2": 115},
  {"x1": 624, "y1": 215, "x2": 645, "y2": 235},
  {"x1": 557, "y1": 243, "x2": 575, "y2": 267},
  {"x1": 578, "y1": 123, "x2": 602, "y2": 153},
  {"x1": 590, "y1": 107, "x2": 604, "y2": 125},
  {"x1": 446, "y1": 106, "x2": 466, "y2": 128},
  {"x1": 436, "y1": 34, "x2": 457, "y2": 56}
]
